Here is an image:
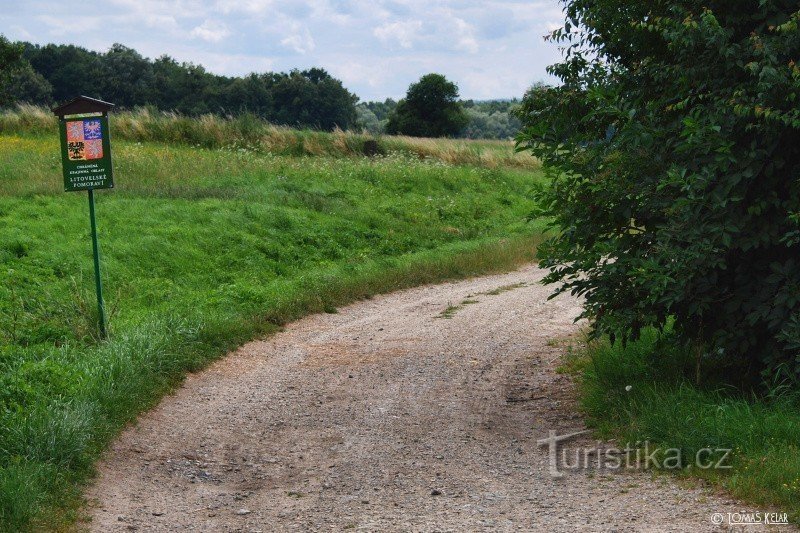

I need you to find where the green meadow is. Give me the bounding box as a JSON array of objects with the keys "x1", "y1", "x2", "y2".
[{"x1": 0, "y1": 131, "x2": 545, "y2": 530}]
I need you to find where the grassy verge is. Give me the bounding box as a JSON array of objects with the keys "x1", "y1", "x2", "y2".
[
  {"x1": 0, "y1": 104, "x2": 538, "y2": 170},
  {"x1": 566, "y1": 329, "x2": 800, "y2": 521},
  {"x1": 0, "y1": 132, "x2": 545, "y2": 530}
]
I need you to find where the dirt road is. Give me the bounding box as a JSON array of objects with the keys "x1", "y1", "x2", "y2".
[{"x1": 86, "y1": 265, "x2": 776, "y2": 532}]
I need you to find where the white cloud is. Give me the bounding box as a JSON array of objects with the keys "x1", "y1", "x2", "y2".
[
  {"x1": 452, "y1": 17, "x2": 478, "y2": 54},
  {"x1": 373, "y1": 20, "x2": 422, "y2": 49},
  {"x1": 37, "y1": 14, "x2": 102, "y2": 36},
  {"x1": 213, "y1": 0, "x2": 273, "y2": 14},
  {"x1": 281, "y1": 26, "x2": 316, "y2": 54},
  {"x1": 191, "y1": 20, "x2": 231, "y2": 43}
]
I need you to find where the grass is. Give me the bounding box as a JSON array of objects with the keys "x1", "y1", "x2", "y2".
[
  {"x1": 0, "y1": 124, "x2": 546, "y2": 530},
  {"x1": 0, "y1": 104, "x2": 539, "y2": 170},
  {"x1": 434, "y1": 282, "x2": 530, "y2": 319},
  {"x1": 566, "y1": 329, "x2": 800, "y2": 521},
  {"x1": 435, "y1": 298, "x2": 480, "y2": 319},
  {"x1": 480, "y1": 282, "x2": 527, "y2": 296}
]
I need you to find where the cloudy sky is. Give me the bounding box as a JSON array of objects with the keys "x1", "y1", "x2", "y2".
[{"x1": 0, "y1": 0, "x2": 565, "y2": 101}]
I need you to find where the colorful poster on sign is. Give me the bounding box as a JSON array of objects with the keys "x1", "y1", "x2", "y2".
[
  {"x1": 58, "y1": 115, "x2": 114, "y2": 191},
  {"x1": 66, "y1": 120, "x2": 105, "y2": 161}
]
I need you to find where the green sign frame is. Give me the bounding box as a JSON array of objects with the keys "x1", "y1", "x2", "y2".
[{"x1": 58, "y1": 114, "x2": 114, "y2": 192}]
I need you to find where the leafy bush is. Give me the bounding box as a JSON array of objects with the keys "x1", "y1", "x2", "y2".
[{"x1": 517, "y1": 2, "x2": 800, "y2": 382}]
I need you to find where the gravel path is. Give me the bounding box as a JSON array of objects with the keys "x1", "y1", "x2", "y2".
[{"x1": 85, "y1": 265, "x2": 790, "y2": 532}]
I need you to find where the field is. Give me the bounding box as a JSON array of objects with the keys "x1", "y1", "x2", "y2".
[{"x1": 0, "y1": 122, "x2": 545, "y2": 530}]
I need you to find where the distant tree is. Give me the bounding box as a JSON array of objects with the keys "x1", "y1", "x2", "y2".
[
  {"x1": 220, "y1": 73, "x2": 274, "y2": 117},
  {"x1": 159, "y1": 62, "x2": 227, "y2": 115},
  {"x1": 6, "y1": 63, "x2": 53, "y2": 105},
  {"x1": 363, "y1": 98, "x2": 397, "y2": 122},
  {"x1": 97, "y1": 44, "x2": 155, "y2": 107},
  {"x1": 0, "y1": 35, "x2": 24, "y2": 106},
  {"x1": 358, "y1": 98, "x2": 397, "y2": 133},
  {"x1": 12, "y1": 40, "x2": 358, "y2": 130},
  {"x1": 150, "y1": 55, "x2": 187, "y2": 110},
  {"x1": 23, "y1": 43, "x2": 103, "y2": 103},
  {"x1": 269, "y1": 68, "x2": 358, "y2": 130},
  {"x1": 459, "y1": 104, "x2": 522, "y2": 140},
  {"x1": 359, "y1": 97, "x2": 523, "y2": 138},
  {"x1": 386, "y1": 74, "x2": 468, "y2": 137},
  {"x1": 355, "y1": 104, "x2": 382, "y2": 134}
]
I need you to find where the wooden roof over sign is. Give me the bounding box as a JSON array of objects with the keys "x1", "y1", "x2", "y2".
[{"x1": 52, "y1": 96, "x2": 115, "y2": 118}]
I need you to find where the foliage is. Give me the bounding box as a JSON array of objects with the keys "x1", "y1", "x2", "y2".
[
  {"x1": 359, "y1": 98, "x2": 523, "y2": 139},
  {"x1": 0, "y1": 36, "x2": 25, "y2": 107},
  {"x1": 0, "y1": 130, "x2": 546, "y2": 530},
  {"x1": 269, "y1": 68, "x2": 358, "y2": 130},
  {"x1": 386, "y1": 74, "x2": 469, "y2": 137},
  {"x1": 460, "y1": 100, "x2": 522, "y2": 140},
  {"x1": 517, "y1": 1, "x2": 800, "y2": 381},
  {"x1": 356, "y1": 99, "x2": 399, "y2": 134},
  {"x1": 3, "y1": 64, "x2": 52, "y2": 106},
  {"x1": 10, "y1": 41, "x2": 359, "y2": 131},
  {"x1": 361, "y1": 98, "x2": 398, "y2": 124}
]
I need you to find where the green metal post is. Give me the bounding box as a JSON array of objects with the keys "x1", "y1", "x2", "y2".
[{"x1": 88, "y1": 189, "x2": 107, "y2": 338}]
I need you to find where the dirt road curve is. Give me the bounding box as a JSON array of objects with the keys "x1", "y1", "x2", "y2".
[{"x1": 86, "y1": 265, "x2": 785, "y2": 532}]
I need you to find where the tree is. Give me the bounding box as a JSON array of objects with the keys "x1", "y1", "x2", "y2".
[
  {"x1": 5, "y1": 63, "x2": 53, "y2": 105},
  {"x1": 220, "y1": 73, "x2": 274, "y2": 117},
  {"x1": 269, "y1": 68, "x2": 358, "y2": 130},
  {"x1": 355, "y1": 104, "x2": 382, "y2": 134},
  {"x1": 98, "y1": 44, "x2": 154, "y2": 108},
  {"x1": 460, "y1": 105, "x2": 522, "y2": 139},
  {"x1": 24, "y1": 43, "x2": 103, "y2": 103},
  {"x1": 0, "y1": 35, "x2": 24, "y2": 106},
  {"x1": 363, "y1": 98, "x2": 397, "y2": 122},
  {"x1": 517, "y1": 2, "x2": 800, "y2": 382},
  {"x1": 386, "y1": 74, "x2": 468, "y2": 137},
  {"x1": 14, "y1": 41, "x2": 358, "y2": 129}
]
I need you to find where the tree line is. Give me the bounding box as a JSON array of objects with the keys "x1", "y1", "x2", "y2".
[
  {"x1": 0, "y1": 36, "x2": 524, "y2": 139},
  {"x1": 1, "y1": 38, "x2": 359, "y2": 131},
  {"x1": 358, "y1": 96, "x2": 522, "y2": 139}
]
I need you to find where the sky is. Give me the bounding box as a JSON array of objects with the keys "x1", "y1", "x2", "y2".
[{"x1": 0, "y1": 0, "x2": 565, "y2": 101}]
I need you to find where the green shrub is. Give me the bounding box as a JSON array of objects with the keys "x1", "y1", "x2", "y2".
[{"x1": 518, "y1": 2, "x2": 800, "y2": 383}]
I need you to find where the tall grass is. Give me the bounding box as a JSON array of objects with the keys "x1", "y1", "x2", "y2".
[
  {"x1": 569, "y1": 329, "x2": 800, "y2": 521},
  {"x1": 0, "y1": 104, "x2": 538, "y2": 169}
]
